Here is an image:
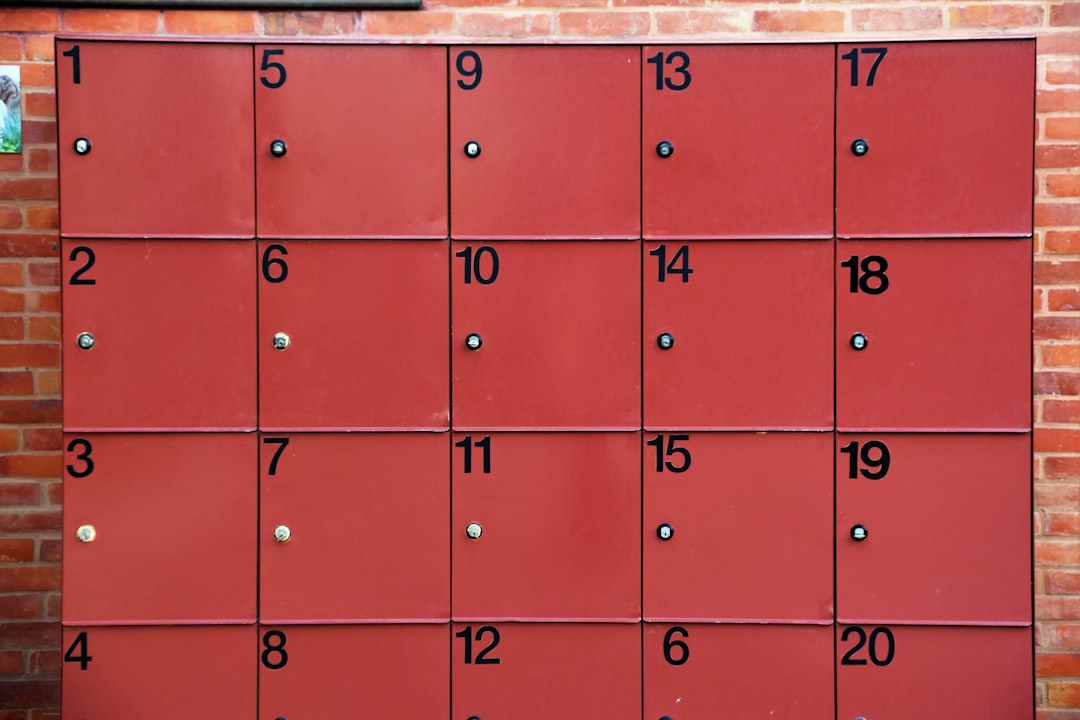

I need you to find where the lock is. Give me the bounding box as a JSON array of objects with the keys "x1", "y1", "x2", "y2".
[
  {"x1": 850, "y1": 332, "x2": 868, "y2": 351},
  {"x1": 272, "y1": 332, "x2": 291, "y2": 350},
  {"x1": 465, "y1": 333, "x2": 483, "y2": 351},
  {"x1": 270, "y1": 139, "x2": 287, "y2": 157},
  {"x1": 851, "y1": 138, "x2": 869, "y2": 157},
  {"x1": 464, "y1": 141, "x2": 482, "y2": 158},
  {"x1": 465, "y1": 522, "x2": 483, "y2": 540},
  {"x1": 657, "y1": 523, "x2": 674, "y2": 541},
  {"x1": 274, "y1": 525, "x2": 292, "y2": 543},
  {"x1": 73, "y1": 137, "x2": 92, "y2": 155},
  {"x1": 656, "y1": 141, "x2": 674, "y2": 159},
  {"x1": 76, "y1": 525, "x2": 96, "y2": 543},
  {"x1": 850, "y1": 524, "x2": 868, "y2": 542},
  {"x1": 76, "y1": 332, "x2": 95, "y2": 350},
  {"x1": 657, "y1": 332, "x2": 675, "y2": 350}
]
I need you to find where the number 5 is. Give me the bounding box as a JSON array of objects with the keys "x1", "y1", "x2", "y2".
[{"x1": 260, "y1": 49, "x2": 287, "y2": 89}]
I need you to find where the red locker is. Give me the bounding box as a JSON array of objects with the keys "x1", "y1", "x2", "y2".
[
  {"x1": 62, "y1": 434, "x2": 256, "y2": 624},
  {"x1": 452, "y1": 623, "x2": 640, "y2": 719},
  {"x1": 56, "y1": 41, "x2": 254, "y2": 238},
  {"x1": 836, "y1": 433, "x2": 1031, "y2": 625},
  {"x1": 645, "y1": 624, "x2": 834, "y2": 719},
  {"x1": 450, "y1": 46, "x2": 639, "y2": 238},
  {"x1": 260, "y1": 433, "x2": 449, "y2": 623},
  {"x1": 644, "y1": 432, "x2": 833, "y2": 622},
  {"x1": 61, "y1": 239, "x2": 257, "y2": 432},
  {"x1": 644, "y1": 241, "x2": 833, "y2": 430},
  {"x1": 258, "y1": 240, "x2": 449, "y2": 431},
  {"x1": 255, "y1": 45, "x2": 448, "y2": 238},
  {"x1": 836, "y1": 239, "x2": 1031, "y2": 431},
  {"x1": 62, "y1": 626, "x2": 256, "y2": 720},
  {"x1": 259, "y1": 625, "x2": 449, "y2": 719},
  {"x1": 452, "y1": 241, "x2": 639, "y2": 430},
  {"x1": 837, "y1": 625, "x2": 1034, "y2": 720},
  {"x1": 643, "y1": 45, "x2": 833, "y2": 238},
  {"x1": 452, "y1": 432, "x2": 639, "y2": 621},
  {"x1": 836, "y1": 40, "x2": 1035, "y2": 238}
]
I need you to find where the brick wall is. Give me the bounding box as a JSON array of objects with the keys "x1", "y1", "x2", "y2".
[{"x1": 0, "y1": 2, "x2": 1076, "y2": 717}]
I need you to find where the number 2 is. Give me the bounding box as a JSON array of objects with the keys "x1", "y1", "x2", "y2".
[{"x1": 456, "y1": 625, "x2": 501, "y2": 664}]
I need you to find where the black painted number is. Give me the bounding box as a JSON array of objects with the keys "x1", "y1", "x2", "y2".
[
  {"x1": 840, "y1": 626, "x2": 895, "y2": 667},
  {"x1": 65, "y1": 438, "x2": 94, "y2": 478},
  {"x1": 68, "y1": 247, "x2": 96, "y2": 286},
  {"x1": 840, "y1": 255, "x2": 889, "y2": 295},
  {"x1": 455, "y1": 245, "x2": 499, "y2": 285},
  {"x1": 663, "y1": 626, "x2": 690, "y2": 666},
  {"x1": 456, "y1": 625, "x2": 501, "y2": 664},
  {"x1": 64, "y1": 632, "x2": 92, "y2": 671},
  {"x1": 455, "y1": 435, "x2": 491, "y2": 474},
  {"x1": 647, "y1": 51, "x2": 691, "y2": 91},
  {"x1": 456, "y1": 50, "x2": 483, "y2": 90},
  {"x1": 259, "y1": 49, "x2": 287, "y2": 89},
  {"x1": 647, "y1": 434, "x2": 692, "y2": 473},
  {"x1": 840, "y1": 440, "x2": 891, "y2": 480},
  {"x1": 261, "y1": 630, "x2": 288, "y2": 670},
  {"x1": 263, "y1": 437, "x2": 290, "y2": 476},
  {"x1": 841, "y1": 47, "x2": 888, "y2": 87},
  {"x1": 261, "y1": 244, "x2": 289, "y2": 283},
  {"x1": 62, "y1": 45, "x2": 81, "y2": 85},
  {"x1": 649, "y1": 244, "x2": 693, "y2": 283}
]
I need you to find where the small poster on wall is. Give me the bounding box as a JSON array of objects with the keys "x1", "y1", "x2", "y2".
[{"x1": 0, "y1": 66, "x2": 21, "y2": 154}]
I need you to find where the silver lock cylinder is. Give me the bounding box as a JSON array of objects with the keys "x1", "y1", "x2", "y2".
[
  {"x1": 464, "y1": 141, "x2": 482, "y2": 158},
  {"x1": 850, "y1": 333, "x2": 868, "y2": 351},
  {"x1": 656, "y1": 141, "x2": 674, "y2": 158},
  {"x1": 274, "y1": 525, "x2": 292, "y2": 543},
  {"x1": 657, "y1": 523, "x2": 674, "y2": 541},
  {"x1": 465, "y1": 522, "x2": 483, "y2": 540},
  {"x1": 657, "y1": 332, "x2": 675, "y2": 350},
  {"x1": 851, "y1": 138, "x2": 869, "y2": 156},
  {"x1": 270, "y1": 139, "x2": 287, "y2": 157},
  {"x1": 850, "y1": 524, "x2": 868, "y2": 542},
  {"x1": 73, "y1": 137, "x2": 92, "y2": 155},
  {"x1": 76, "y1": 332, "x2": 95, "y2": 350},
  {"x1": 272, "y1": 332, "x2": 291, "y2": 350},
  {"x1": 465, "y1": 333, "x2": 483, "y2": 351},
  {"x1": 76, "y1": 525, "x2": 96, "y2": 543}
]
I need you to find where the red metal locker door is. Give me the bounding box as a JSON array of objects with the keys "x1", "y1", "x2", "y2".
[
  {"x1": 61, "y1": 239, "x2": 257, "y2": 432},
  {"x1": 56, "y1": 41, "x2": 254, "y2": 238},
  {"x1": 452, "y1": 432, "x2": 639, "y2": 621},
  {"x1": 259, "y1": 625, "x2": 449, "y2": 719},
  {"x1": 452, "y1": 241, "x2": 640, "y2": 430},
  {"x1": 260, "y1": 433, "x2": 449, "y2": 623},
  {"x1": 450, "y1": 46, "x2": 639, "y2": 239},
  {"x1": 452, "y1": 623, "x2": 640, "y2": 719},
  {"x1": 255, "y1": 45, "x2": 448, "y2": 238},
  {"x1": 836, "y1": 434, "x2": 1031, "y2": 625},
  {"x1": 836, "y1": 40, "x2": 1035, "y2": 238},
  {"x1": 62, "y1": 433, "x2": 256, "y2": 624},
  {"x1": 258, "y1": 240, "x2": 449, "y2": 431},
  {"x1": 62, "y1": 626, "x2": 256, "y2": 720},
  {"x1": 836, "y1": 239, "x2": 1031, "y2": 432},
  {"x1": 644, "y1": 241, "x2": 833, "y2": 430},
  {"x1": 837, "y1": 625, "x2": 1033, "y2": 720},
  {"x1": 643, "y1": 45, "x2": 833, "y2": 239},
  {"x1": 645, "y1": 624, "x2": 834, "y2": 719},
  {"x1": 643, "y1": 432, "x2": 833, "y2": 622}
]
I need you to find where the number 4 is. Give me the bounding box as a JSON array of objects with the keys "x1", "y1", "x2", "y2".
[{"x1": 64, "y1": 632, "x2": 93, "y2": 671}]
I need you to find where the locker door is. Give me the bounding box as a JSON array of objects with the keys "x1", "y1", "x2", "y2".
[{"x1": 56, "y1": 41, "x2": 254, "y2": 238}]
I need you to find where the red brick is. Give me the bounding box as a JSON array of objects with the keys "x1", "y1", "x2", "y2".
[
  {"x1": 0, "y1": 679, "x2": 59, "y2": 706},
  {"x1": 1039, "y1": 596, "x2": 1080, "y2": 621},
  {"x1": 1050, "y1": 2, "x2": 1080, "y2": 27},
  {"x1": 0, "y1": 208, "x2": 21, "y2": 230},
  {"x1": 1046, "y1": 59, "x2": 1080, "y2": 86},
  {"x1": 35, "y1": 369, "x2": 59, "y2": 396},
  {"x1": 557, "y1": 11, "x2": 651, "y2": 35},
  {"x1": 18, "y1": 63, "x2": 54, "y2": 91},
  {"x1": 0, "y1": 651, "x2": 21, "y2": 675},
  {"x1": 458, "y1": 11, "x2": 555, "y2": 35},
  {"x1": 0, "y1": 262, "x2": 21, "y2": 285},
  {"x1": 61, "y1": 9, "x2": 159, "y2": 34},
  {"x1": 20, "y1": 119, "x2": 57, "y2": 145},
  {"x1": 38, "y1": 539, "x2": 60, "y2": 563},
  {"x1": 1037, "y1": 317, "x2": 1080, "y2": 341},
  {"x1": 259, "y1": 11, "x2": 357, "y2": 35},
  {"x1": 1047, "y1": 568, "x2": 1080, "y2": 592},
  {"x1": 0, "y1": 290, "x2": 25, "y2": 312},
  {"x1": 0, "y1": 594, "x2": 41, "y2": 619},
  {"x1": 1046, "y1": 173, "x2": 1080, "y2": 198},
  {"x1": 654, "y1": 9, "x2": 746, "y2": 34},
  {"x1": 1035, "y1": 483, "x2": 1080, "y2": 510},
  {"x1": 30, "y1": 709, "x2": 61, "y2": 720},
  {"x1": 950, "y1": 4, "x2": 1044, "y2": 28},
  {"x1": 23, "y1": 91, "x2": 54, "y2": 118},
  {"x1": 0, "y1": 566, "x2": 60, "y2": 592},
  {"x1": 27, "y1": 261, "x2": 58, "y2": 287},
  {"x1": 0, "y1": 178, "x2": 57, "y2": 202},
  {"x1": 0, "y1": 481, "x2": 40, "y2": 505},
  {"x1": 43, "y1": 480, "x2": 60, "y2": 505},
  {"x1": 1036, "y1": 260, "x2": 1080, "y2": 284},
  {"x1": 1046, "y1": 119, "x2": 1080, "y2": 143},
  {"x1": 1045, "y1": 456, "x2": 1080, "y2": 478},
  {"x1": 44, "y1": 593, "x2": 59, "y2": 619},
  {"x1": 1039, "y1": 90, "x2": 1080, "y2": 117},
  {"x1": 1037, "y1": 538, "x2": 1080, "y2": 565},
  {"x1": 0, "y1": 154, "x2": 23, "y2": 172},
  {"x1": 752, "y1": 9, "x2": 844, "y2": 33},
  {"x1": 0, "y1": 620, "x2": 57, "y2": 651},
  {"x1": 0, "y1": 9, "x2": 60, "y2": 32},
  {"x1": 22, "y1": 35, "x2": 53, "y2": 62},
  {"x1": 27, "y1": 649, "x2": 57, "y2": 675},
  {"x1": 0, "y1": 428, "x2": 17, "y2": 452},
  {"x1": 27, "y1": 290, "x2": 59, "y2": 313},
  {"x1": 852, "y1": 6, "x2": 942, "y2": 31},
  {"x1": 1048, "y1": 681, "x2": 1080, "y2": 707},
  {"x1": 1038, "y1": 653, "x2": 1080, "y2": 677},
  {"x1": 0, "y1": 539, "x2": 34, "y2": 563},
  {"x1": 1039, "y1": 145, "x2": 1080, "y2": 170},
  {"x1": 27, "y1": 148, "x2": 56, "y2": 174},
  {"x1": 1045, "y1": 512, "x2": 1080, "y2": 535},
  {"x1": 0, "y1": 234, "x2": 59, "y2": 258},
  {"x1": 1035, "y1": 371, "x2": 1080, "y2": 396},
  {"x1": 0, "y1": 35, "x2": 20, "y2": 62},
  {"x1": 0, "y1": 317, "x2": 23, "y2": 341},
  {"x1": 1046, "y1": 399, "x2": 1080, "y2": 424},
  {"x1": 0, "y1": 510, "x2": 60, "y2": 533},
  {"x1": 26, "y1": 317, "x2": 58, "y2": 343},
  {"x1": 1036, "y1": 202, "x2": 1080, "y2": 227},
  {"x1": 0, "y1": 344, "x2": 59, "y2": 369},
  {"x1": 0, "y1": 454, "x2": 60, "y2": 479},
  {"x1": 1045, "y1": 230, "x2": 1080, "y2": 254},
  {"x1": 1036, "y1": 287, "x2": 1045, "y2": 312},
  {"x1": 163, "y1": 10, "x2": 256, "y2": 34},
  {"x1": 1036, "y1": 427, "x2": 1080, "y2": 452},
  {"x1": 1043, "y1": 344, "x2": 1080, "y2": 368},
  {"x1": 360, "y1": 10, "x2": 456, "y2": 34},
  {"x1": 1040, "y1": 622, "x2": 1080, "y2": 649}
]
